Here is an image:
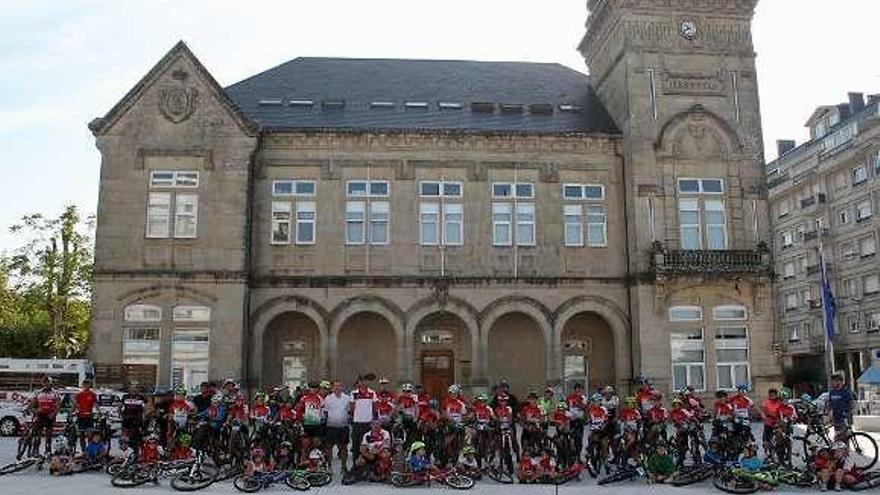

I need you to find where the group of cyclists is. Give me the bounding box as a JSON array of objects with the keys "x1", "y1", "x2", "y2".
[{"x1": 3, "y1": 371, "x2": 879, "y2": 492}]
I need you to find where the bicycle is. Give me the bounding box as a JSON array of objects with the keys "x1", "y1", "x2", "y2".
[
  {"x1": 233, "y1": 469, "x2": 310, "y2": 492},
  {"x1": 795, "y1": 412, "x2": 878, "y2": 470},
  {"x1": 486, "y1": 422, "x2": 516, "y2": 484},
  {"x1": 111, "y1": 458, "x2": 196, "y2": 488},
  {"x1": 390, "y1": 466, "x2": 474, "y2": 489},
  {"x1": 170, "y1": 450, "x2": 220, "y2": 491}
]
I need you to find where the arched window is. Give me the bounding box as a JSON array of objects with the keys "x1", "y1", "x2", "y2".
[
  {"x1": 713, "y1": 305, "x2": 747, "y2": 320},
  {"x1": 124, "y1": 304, "x2": 162, "y2": 322},
  {"x1": 172, "y1": 305, "x2": 211, "y2": 322}
]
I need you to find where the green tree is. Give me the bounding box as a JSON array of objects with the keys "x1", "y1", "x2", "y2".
[{"x1": 5, "y1": 205, "x2": 94, "y2": 358}]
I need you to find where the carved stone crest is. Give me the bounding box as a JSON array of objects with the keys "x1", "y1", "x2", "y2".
[{"x1": 158, "y1": 87, "x2": 198, "y2": 123}]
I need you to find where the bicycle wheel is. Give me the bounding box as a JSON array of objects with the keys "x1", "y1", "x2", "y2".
[
  {"x1": 774, "y1": 467, "x2": 815, "y2": 488},
  {"x1": 597, "y1": 466, "x2": 638, "y2": 485},
  {"x1": 284, "y1": 473, "x2": 311, "y2": 491},
  {"x1": 233, "y1": 475, "x2": 264, "y2": 493},
  {"x1": 444, "y1": 474, "x2": 475, "y2": 490},
  {"x1": 111, "y1": 467, "x2": 153, "y2": 488},
  {"x1": 670, "y1": 464, "x2": 713, "y2": 487},
  {"x1": 850, "y1": 471, "x2": 880, "y2": 492},
  {"x1": 486, "y1": 466, "x2": 515, "y2": 484},
  {"x1": 0, "y1": 458, "x2": 38, "y2": 476},
  {"x1": 171, "y1": 471, "x2": 217, "y2": 491},
  {"x1": 390, "y1": 472, "x2": 418, "y2": 487},
  {"x1": 305, "y1": 471, "x2": 332, "y2": 487},
  {"x1": 798, "y1": 431, "x2": 828, "y2": 463},
  {"x1": 849, "y1": 432, "x2": 879, "y2": 471},
  {"x1": 713, "y1": 474, "x2": 759, "y2": 494}
]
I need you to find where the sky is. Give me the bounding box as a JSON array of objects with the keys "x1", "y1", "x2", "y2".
[{"x1": 0, "y1": 0, "x2": 878, "y2": 253}]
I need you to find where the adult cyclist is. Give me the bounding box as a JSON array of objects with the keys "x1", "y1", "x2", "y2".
[{"x1": 28, "y1": 375, "x2": 61, "y2": 457}]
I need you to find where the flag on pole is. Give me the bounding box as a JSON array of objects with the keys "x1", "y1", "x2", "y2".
[{"x1": 820, "y1": 252, "x2": 837, "y2": 341}]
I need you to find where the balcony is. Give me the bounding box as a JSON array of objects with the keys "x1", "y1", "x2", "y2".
[
  {"x1": 800, "y1": 193, "x2": 827, "y2": 209},
  {"x1": 652, "y1": 242, "x2": 773, "y2": 278}
]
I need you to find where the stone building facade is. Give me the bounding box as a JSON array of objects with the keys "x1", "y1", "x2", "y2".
[
  {"x1": 767, "y1": 92, "x2": 880, "y2": 386},
  {"x1": 89, "y1": 0, "x2": 780, "y2": 397}
]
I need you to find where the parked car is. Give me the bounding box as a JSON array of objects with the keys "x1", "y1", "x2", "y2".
[{"x1": 0, "y1": 387, "x2": 124, "y2": 436}]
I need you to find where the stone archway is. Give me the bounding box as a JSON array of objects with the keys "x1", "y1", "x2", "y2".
[
  {"x1": 559, "y1": 312, "x2": 615, "y2": 393},
  {"x1": 262, "y1": 312, "x2": 322, "y2": 388},
  {"x1": 411, "y1": 312, "x2": 476, "y2": 397},
  {"x1": 486, "y1": 312, "x2": 548, "y2": 396},
  {"x1": 335, "y1": 312, "x2": 398, "y2": 385}
]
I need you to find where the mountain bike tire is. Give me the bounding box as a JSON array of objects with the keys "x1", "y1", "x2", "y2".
[
  {"x1": 0, "y1": 458, "x2": 38, "y2": 476},
  {"x1": 111, "y1": 467, "x2": 153, "y2": 488},
  {"x1": 486, "y1": 466, "x2": 515, "y2": 484},
  {"x1": 713, "y1": 474, "x2": 759, "y2": 494},
  {"x1": 284, "y1": 474, "x2": 310, "y2": 491},
  {"x1": 850, "y1": 471, "x2": 880, "y2": 492},
  {"x1": 597, "y1": 466, "x2": 639, "y2": 485},
  {"x1": 849, "y1": 432, "x2": 879, "y2": 471},
  {"x1": 233, "y1": 475, "x2": 264, "y2": 493},
  {"x1": 305, "y1": 470, "x2": 332, "y2": 487},
  {"x1": 444, "y1": 474, "x2": 475, "y2": 490},
  {"x1": 170, "y1": 470, "x2": 217, "y2": 491},
  {"x1": 670, "y1": 464, "x2": 714, "y2": 486}
]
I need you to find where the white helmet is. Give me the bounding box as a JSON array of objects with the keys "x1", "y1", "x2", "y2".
[
  {"x1": 53, "y1": 436, "x2": 67, "y2": 452},
  {"x1": 448, "y1": 384, "x2": 461, "y2": 395},
  {"x1": 401, "y1": 383, "x2": 414, "y2": 393}
]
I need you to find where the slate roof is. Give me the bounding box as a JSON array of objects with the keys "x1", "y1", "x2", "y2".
[{"x1": 224, "y1": 57, "x2": 619, "y2": 135}]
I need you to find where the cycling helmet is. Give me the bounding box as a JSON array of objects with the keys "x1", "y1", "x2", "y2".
[
  {"x1": 624, "y1": 396, "x2": 637, "y2": 407},
  {"x1": 409, "y1": 441, "x2": 427, "y2": 454},
  {"x1": 475, "y1": 394, "x2": 488, "y2": 402},
  {"x1": 146, "y1": 433, "x2": 159, "y2": 443},
  {"x1": 603, "y1": 385, "x2": 614, "y2": 394},
  {"x1": 780, "y1": 389, "x2": 791, "y2": 400},
  {"x1": 832, "y1": 441, "x2": 847, "y2": 451},
  {"x1": 461, "y1": 446, "x2": 476, "y2": 456},
  {"x1": 320, "y1": 380, "x2": 331, "y2": 390},
  {"x1": 309, "y1": 449, "x2": 324, "y2": 460},
  {"x1": 590, "y1": 393, "x2": 603, "y2": 403},
  {"x1": 280, "y1": 441, "x2": 293, "y2": 450},
  {"x1": 527, "y1": 391, "x2": 539, "y2": 399},
  {"x1": 556, "y1": 401, "x2": 568, "y2": 410},
  {"x1": 671, "y1": 397, "x2": 684, "y2": 407},
  {"x1": 379, "y1": 377, "x2": 390, "y2": 385},
  {"x1": 254, "y1": 391, "x2": 268, "y2": 402},
  {"x1": 497, "y1": 393, "x2": 509, "y2": 403},
  {"x1": 223, "y1": 378, "x2": 237, "y2": 387},
  {"x1": 177, "y1": 433, "x2": 192, "y2": 446},
  {"x1": 251, "y1": 447, "x2": 265, "y2": 458},
  {"x1": 211, "y1": 392, "x2": 224, "y2": 404},
  {"x1": 53, "y1": 436, "x2": 67, "y2": 451},
  {"x1": 448, "y1": 384, "x2": 461, "y2": 395},
  {"x1": 736, "y1": 383, "x2": 750, "y2": 393},
  {"x1": 800, "y1": 394, "x2": 813, "y2": 402},
  {"x1": 401, "y1": 383, "x2": 414, "y2": 393},
  {"x1": 174, "y1": 386, "x2": 187, "y2": 396}
]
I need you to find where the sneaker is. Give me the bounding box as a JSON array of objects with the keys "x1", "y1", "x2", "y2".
[
  {"x1": 821, "y1": 484, "x2": 827, "y2": 492},
  {"x1": 834, "y1": 486, "x2": 842, "y2": 492}
]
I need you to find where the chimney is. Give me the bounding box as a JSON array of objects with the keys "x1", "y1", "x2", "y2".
[
  {"x1": 777, "y1": 139, "x2": 796, "y2": 157},
  {"x1": 849, "y1": 92, "x2": 865, "y2": 114}
]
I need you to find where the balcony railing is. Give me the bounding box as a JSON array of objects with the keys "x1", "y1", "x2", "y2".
[{"x1": 652, "y1": 242, "x2": 773, "y2": 277}]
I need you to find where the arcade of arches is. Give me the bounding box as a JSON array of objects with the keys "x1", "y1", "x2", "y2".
[{"x1": 253, "y1": 302, "x2": 625, "y2": 396}]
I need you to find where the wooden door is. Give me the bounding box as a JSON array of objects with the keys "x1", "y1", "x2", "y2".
[{"x1": 421, "y1": 350, "x2": 454, "y2": 399}]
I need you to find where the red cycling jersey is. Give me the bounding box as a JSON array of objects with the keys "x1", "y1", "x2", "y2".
[
  {"x1": 729, "y1": 394, "x2": 753, "y2": 419},
  {"x1": 34, "y1": 389, "x2": 60, "y2": 416},
  {"x1": 714, "y1": 400, "x2": 733, "y2": 419},
  {"x1": 442, "y1": 397, "x2": 469, "y2": 423},
  {"x1": 566, "y1": 392, "x2": 587, "y2": 419},
  {"x1": 636, "y1": 388, "x2": 661, "y2": 413},
  {"x1": 670, "y1": 407, "x2": 693, "y2": 425},
  {"x1": 647, "y1": 404, "x2": 668, "y2": 423},
  {"x1": 418, "y1": 407, "x2": 440, "y2": 427},
  {"x1": 618, "y1": 406, "x2": 641, "y2": 425},
  {"x1": 74, "y1": 389, "x2": 98, "y2": 418},
  {"x1": 494, "y1": 404, "x2": 514, "y2": 424},
  {"x1": 683, "y1": 394, "x2": 704, "y2": 414},
  {"x1": 396, "y1": 393, "x2": 418, "y2": 418},
  {"x1": 250, "y1": 404, "x2": 271, "y2": 422},
  {"x1": 519, "y1": 403, "x2": 543, "y2": 422},
  {"x1": 473, "y1": 403, "x2": 494, "y2": 423},
  {"x1": 550, "y1": 409, "x2": 572, "y2": 428},
  {"x1": 588, "y1": 404, "x2": 608, "y2": 430},
  {"x1": 376, "y1": 399, "x2": 395, "y2": 424},
  {"x1": 278, "y1": 403, "x2": 297, "y2": 422}
]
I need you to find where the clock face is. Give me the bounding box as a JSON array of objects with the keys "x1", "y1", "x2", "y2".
[{"x1": 680, "y1": 20, "x2": 697, "y2": 40}]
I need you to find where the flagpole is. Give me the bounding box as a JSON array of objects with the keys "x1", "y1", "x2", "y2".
[{"x1": 817, "y1": 228, "x2": 836, "y2": 381}]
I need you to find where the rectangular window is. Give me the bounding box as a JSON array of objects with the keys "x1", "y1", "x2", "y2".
[
  {"x1": 443, "y1": 203, "x2": 463, "y2": 246},
  {"x1": 492, "y1": 182, "x2": 533, "y2": 199},
  {"x1": 295, "y1": 201, "x2": 316, "y2": 244},
  {"x1": 345, "y1": 201, "x2": 366, "y2": 244},
  {"x1": 173, "y1": 194, "x2": 198, "y2": 238},
  {"x1": 347, "y1": 181, "x2": 368, "y2": 196},
  {"x1": 857, "y1": 199, "x2": 873, "y2": 221},
  {"x1": 848, "y1": 315, "x2": 860, "y2": 334},
  {"x1": 492, "y1": 183, "x2": 512, "y2": 198},
  {"x1": 420, "y1": 181, "x2": 441, "y2": 197},
  {"x1": 295, "y1": 181, "x2": 316, "y2": 196},
  {"x1": 492, "y1": 203, "x2": 512, "y2": 246},
  {"x1": 563, "y1": 185, "x2": 583, "y2": 199},
  {"x1": 124, "y1": 304, "x2": 162, "y2": 322},
  {"x1": 864, "y1": 273, "x2": 880, "y2": 295},
  {"x1": 151, "y1": 170, "x2": 199, "y2": 188},
  {"x1": 563, "y1": 204, "x2": 583, "y2": 247},
  {"x1": 679, "y1": 198, "x2": 701, "y2": 249},
  {"x1": 669, "y1": 306, "x2": 703, "y2": 321},
  {"x1": 419, "y1": 203, "x2": 440, "y2": 246},
  {"x1": 369, "y1": 181, "x2": 389, "y2": 196},
  {"x1": 562, "y1": 184, "x2": 605, "y2": 200},
  {"x1": 713, "y1": 305, "x2": 747, "y2": 320},
  {"x1": 515, "y1": 203, "x2": 536, "y2": 246},
  {"x1": 788, "y1": 324, "x2": 800, "y2": 342},
  {"x1": 839, "y1": 207, "x2": 851, "y2": 225},
  {"x1": 274, "y1": 180, "x2": 317, "y2": 196},
  {"x1": 678, "y1": 178, "x2": 724, "y2": 194},
  {"x1": 843, "y1": 278, "x2": 859, "y2": 298},
  {"x1": 783, "y1": 261, "x2": 795, "y2": 279},
  {"x1": 777, "y1": 200, "x2": 790, "y2": 218},
  {"x1": 347, "y1": 179, "x2": 389, "y2": 197},
  {"x1": 785, "y1": 293, "x2": 799, "y2": 310},
  {"x1": 369, "y1": 201, "x2": 390, "y2": 244},
  {"x1": 803, "y1": 321, "x2": 814, "y2": 337},
  {"x1": 705, "y1": 199, "x2": 727, "y2": 249},
  {"x1": 170, "y1": 328, "x2": 209, "y2": 393},
  {"x1": 782, "y1": 231, "x2": 794, "y2": 248},
  {"x1": 146, "y1": 192, "x2": 172, "y2": 238},
  {"x1": 419, "y1": 181, "x2": 462, "y2": 198},
  {"x1": 671, "y1": 329, "x2": 705, "y2": 391},
  {"x1": 866, "y1": 312, "x2": 880, "y2": 333},
  {"x1": 716, "y1": 326, "x2": 750, "y2": 390},
  {"x1": 122, "y1": 327, "x2": 161, "y2": 371},
  {"x1": 271, "y1": 201, "x2": 292, "y2": 244},
  {"x1": 586, "y1": 205, "x2": 607, "y2": 247},
  {"x1": 853, "y1": 165, "x2": 868, "y2": 186},
  {"x1": 443, "y1": 182, "x2": 462, "y2": 197},
  {"x1": 861, "y1": 235, "x2": 877, "y2": 258},
  {"x1": 172, "y1": 305, "x2": 211, "y2": 322}
]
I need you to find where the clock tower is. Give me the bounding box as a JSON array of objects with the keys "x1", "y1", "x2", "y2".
[{"x1": 579, "y1": 0, "x2": 780, "y2": 394}]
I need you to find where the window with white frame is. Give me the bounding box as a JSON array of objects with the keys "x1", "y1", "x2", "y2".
[
  {"x1": 848, "y1": 314, "x2": 860, "y2": 334},
  {"x1": 783, "y1": 261, "x2": 795, "y2": 279},
  {"x1": 777, "y1": 199, "x2": 790, "y2": 219},
  {"x1": 563, "y1": 205, "x2": 583, "y2": 246},
  {"x1": 586, "y1": 206, "x2": 607, "y2": 247},
  {"x1": 857, "y1": 199, "x2": 873, "y2": 221},
  {"x1": 678, "y1": 178, "x2": 728, "y2": 250},
  {"x1": 705, "y1": 199, "x2": 727, "y2": 249},
  {"x1": 713, "y1": 305, "x2": 747, "y2": 320},
  {"x1": 866, "y1": 311, "x2": 880, "y2": 333},
  {"x1": 669, "y1": 305, "x2": 703, "y2": 322},
  {"x1": 272, "y1": 181, "x2": 317, "y2": 245},
  {"x1": 562, "y1": 183, "x2": 605, "y2": 200},
  {"x1": 853, "y1": 164, "x2": 868, "y2": 186},
  {"x1": 781, "y1": 230, "x2": 794, "y2": 248},
  {"x1": 679, "y1": 198, "x2": 701, "y2": 250},
  {"x1": 716, "y1": 326, "x2": 750, "y2": 390},
  {"x1": 271, "y1": 202, "x2": 292, "y2": 244},
  {"x1": 839, "y1": 207, "x2": 851, "y2": 226},
  {"x1": 864, "y1": 273, "x2": 880, "y2": 295},
  {"x1": 122, "y1": 327, "x2": 161, "y2": 369},
  {"x1": 346, "y1": 201, "x2": 366, "y2": 244},
  {"x1": 419, "y1": 182, "x2": 463, "y2": 247},
  {"x1": 347, "y1": 180, "x2": 390, "y2": 197},
  {"x1": 172, "y1": 305, "x2": 211, "y2": 322},
  {"x1": 124, "y1": 304, "x2": 162, "y2": 322},
  {"x1": 369, "y1": 201, "x2": 390, "y2": 245},
  {"x1": 860, "y1": 235, "x2": 877, "y2": 258},
  {"x1": 678, "y1": 178, "x2": 724, "y2": 194},
  {"x1": 295, "y1": 201, "x2": 316, "y2": 244},
  {"x1": 171, "y1": 328, "x2": 209, "y2": 392},
  {"x1": 670, "y1": 329, "x2": 705, "y2": 391},
  {"x1": 788, "y1": 323, "x2": 800, "y2": 342},
  {"x1": 492, "y1": 203, "x2": 512, "y2": 246},
  {"x1": 491, "y1": 182, "x2": 535, "y2": 247},
  {"x1": 147, "y1": 171, "x2": 200, "y2": 239}
]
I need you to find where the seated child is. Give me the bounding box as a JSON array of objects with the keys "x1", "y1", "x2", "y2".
[
  {"x1": 703, "y1": 438, "x2": 724, "y2": 465},
  {"x1": 170, "y1": 433, "x2": 194, "y2": 461},
  {"x1": 84, "y1": 429, "x2": 109, "y2": 464},
  {"x1": 817, "y1": 442, "x2": 855, "y2": 492},
  {"x1": 457, "y1": 446, "x2": 479, "y2": 477},
  {"x1": 647, "y1": 443, "x2": 676, "y2": 483},
  {"x1": 517, "y1": 450, "x2": 539, "y2": 482},
  {"x1": 244, "y1": 448, "x2": 272, "y2": 478},
  {"x1": 49, "y1": 437, "x2": 74, "y2": 476},
  {"x1": 739, "y1": 443, "x2": 763, "y2": 472},
  {"x1": 140, "y1": 434, "x2": 164, "y2": 465},
  {"x1": 407, "y1": 441, "x2": 432, "y2": 475}
]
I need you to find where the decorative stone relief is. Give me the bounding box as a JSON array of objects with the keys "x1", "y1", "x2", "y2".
[
  {"x1": 661, "y1": 72, "x2": 726, "y2": 96},
  {"x1": 158, "y1": 70, "x2": 198, "y2": 124}
]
